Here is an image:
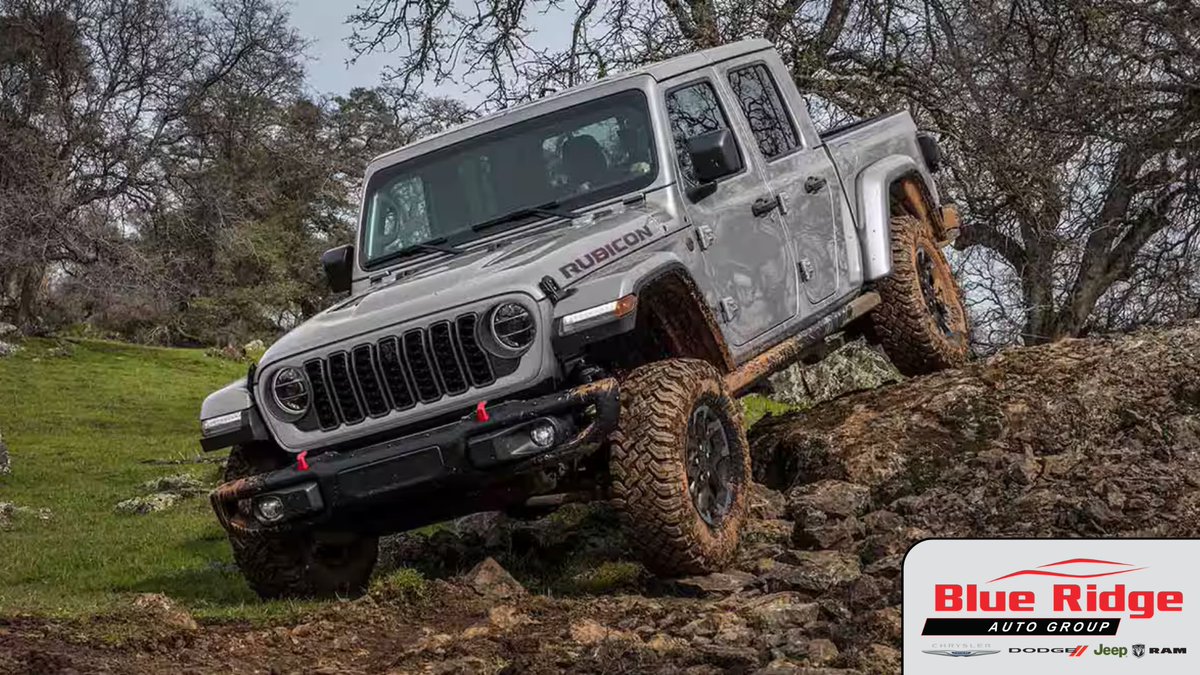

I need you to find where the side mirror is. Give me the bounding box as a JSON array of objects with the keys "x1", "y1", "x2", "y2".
[
  {"x1": 917, "y1": 133, "x2": 943, "y2": 173},
  {"x1": 686, "y1": 128, "x2": 742, "y2": 185},
  {"x1": 321, "y1": 245, "x2": 354, "y2": 293}
]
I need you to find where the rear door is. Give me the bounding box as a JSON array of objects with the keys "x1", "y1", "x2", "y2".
[
  {"x1": 719, "y1": 56, "x2": 849, "y2": 308},
  {"x1": 661, "y1": 71, "x2": 799, "y2": 347}
]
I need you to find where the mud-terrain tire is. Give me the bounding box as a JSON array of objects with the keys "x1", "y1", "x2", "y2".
[
  {"x1": 610, "y1": 359, "x2": 751, "y2": 576},
  {"x1": 223, "y1": 443, "x2": 378, "y2": 599},
  {"x1": 870, "y1": 214, "x2": 970, "y2": 376}
]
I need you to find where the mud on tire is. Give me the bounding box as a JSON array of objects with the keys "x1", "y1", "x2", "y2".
[
  {"x1": 224, "y1": 444, "x2": 378, "y2": 599},
  {"x1": 609, "y1": 359, "x2": 751, "y2": 576},
  {"x1": 870, "y1": 214, "x2": 969, "y2": 376}
]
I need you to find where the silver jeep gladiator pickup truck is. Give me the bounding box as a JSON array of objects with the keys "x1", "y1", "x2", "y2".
[{"x1": 200, "y1": 39, "x2": 969, "y2": 598}]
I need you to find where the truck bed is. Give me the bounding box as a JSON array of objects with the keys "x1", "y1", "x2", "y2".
[{"x1": 819, "y1": 111, "x2": 936, "y2": 225}]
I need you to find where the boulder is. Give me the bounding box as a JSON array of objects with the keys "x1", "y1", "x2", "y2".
[
  {"x1": 115, "y1": 493, "x2": 180, "y2": 515},
  {"x1": 674, "y1": 570, "x2": 758, "y2": 596},
  {"x1": 743, "y1": 592, "x2": 821, "y2": 629},
  {"x1": 761, "y1": 551, "x2": 861, "y2": 593},
  {"x1": 129, "y1": 593, "x2": 198, "y2": 631},
  {"x1": 768, "y1": 339, "x2": 902, "y2": 408},
  {"x1": 752, "y1": 323, "x2": 1200, "y2": 538},
  {"x1": 463, "y1": 557, "x2": 526, "y2": 599},
  {"x1": 0, "y1": 502, "x2": 52, "y2": 525},
  {"x1": 568, "y1": 618, "x2": 637, "y2": 645},
  {"x1": 139, "y1": 473, "x2": 207, "y2": 497}
]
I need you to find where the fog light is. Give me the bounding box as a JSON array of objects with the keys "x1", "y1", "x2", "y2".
[
  {"x1": 254, "y1": 496, "x2": 286, "y2": 523},
  {"x1": 529, "y1": 420, "x2": 557, "y2": 448}
]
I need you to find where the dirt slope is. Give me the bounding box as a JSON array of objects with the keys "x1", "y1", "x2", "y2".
[{"x1": 2, "y1": 323, "x2": 1198, "y2": 675}]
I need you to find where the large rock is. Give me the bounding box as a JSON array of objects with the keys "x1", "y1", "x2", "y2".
[
  {"x1": 463, "y1": 557, "x2": 526, "y2": 599},
  {"x1": 115, "y1": 493, "x2": 180, "y2": 515},
  {"x1": 129, "y1": 593, "x2": 198, "y2": 631},
  {"x1": 738, "y1": 324, "x2": 1200, "y2": 667},
  {"x1": 768, "y1": 339, "x2": 902, "y2": 408},
  {"x1": 115, "y1": 472, "x2": 210, "y2": 514},
  {"x1": 752, "y1": 322, "x2": 1200, "y2": 539},
  {"x1": 0, "y1": 502, "x2": 52, "y2": 526},
  {"x1": 674, "y1": 570, "x2": 757, "y2": 596}
]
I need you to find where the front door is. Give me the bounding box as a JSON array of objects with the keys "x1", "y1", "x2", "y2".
[
  {"x1": 663, "y1": 72, "x2": 799, "y2": 347},
  {"x1": 719, "y1": 57, "x2": 848, "y2": 307}
]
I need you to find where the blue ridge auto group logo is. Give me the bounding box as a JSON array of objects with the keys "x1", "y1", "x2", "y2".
[
  {"x1": 905, "y1": 541, "x2": 1198, "y2": 674},
  {"x1": 921, "y1": 557, "x2": 1184, "y2": 637}
]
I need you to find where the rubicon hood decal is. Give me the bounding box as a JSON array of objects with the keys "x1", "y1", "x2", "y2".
[{"x1": 558, "y1": 224, "x2": 655, "y2": 280}]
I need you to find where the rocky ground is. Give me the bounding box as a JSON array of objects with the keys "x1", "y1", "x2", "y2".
[{"x1": 2, "y1": 323, "x2": 1198, "y2": 674}]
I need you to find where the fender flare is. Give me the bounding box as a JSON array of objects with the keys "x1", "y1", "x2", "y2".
[
  {"x1": 551, "y1": 251, "x2": 734, "y2": 371},
  {"x1": 552, "y1": 250, "x2": 692, "y2": 318},
  {"x1": 855, "y1": 155, "x2": 940, "y2": 280},
  {"x1": 199, "y1": 377, "x2": 270, "y2": 452}
]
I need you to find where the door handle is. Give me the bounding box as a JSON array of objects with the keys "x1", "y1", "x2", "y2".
[
  {"x1": 804, "y1": 176, "x2": 828, "y2": 193},
  {"x1": 751, "y1": 195, "x2": 781, "y2": 217}
]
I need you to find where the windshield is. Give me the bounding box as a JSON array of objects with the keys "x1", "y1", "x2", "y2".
[{"x1": 361, "y1": 90, "x2": 658, "y2": 268}]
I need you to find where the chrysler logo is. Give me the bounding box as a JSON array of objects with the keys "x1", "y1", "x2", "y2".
[{"x1": 923, "y1": 649, "x2": 1000, "y2": 657}]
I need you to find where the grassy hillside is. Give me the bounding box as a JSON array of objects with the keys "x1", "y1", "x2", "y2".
[
  {"x1": 0, "y1": 339, "x2": 326, "y2": 620},
  {"x1": 0, "y1": 338, "x2": 791, "y2": 621}
]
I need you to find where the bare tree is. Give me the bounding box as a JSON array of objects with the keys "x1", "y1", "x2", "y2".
[
  {"x1": 348, "y1": 0, "x2": 1200, "y2": 347},
  {"x1": 0, "y1": 0, "x2": 304, "y2": 329}
]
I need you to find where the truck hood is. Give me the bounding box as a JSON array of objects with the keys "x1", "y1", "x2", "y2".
[{"x1": 259, "y1": 205, "x2": 671, "y2": 367}]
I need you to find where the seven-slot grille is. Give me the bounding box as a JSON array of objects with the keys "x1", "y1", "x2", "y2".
[{"x1": 301, "y1": 314, "x2": 498, "y2": 430}]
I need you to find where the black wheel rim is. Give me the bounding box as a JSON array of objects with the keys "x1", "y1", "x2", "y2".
[
  {"x1": 917, "y1": 247, "x2": 955, "y2": 337},
  {"x1": 686, "y1": 401, "x2": 734, "y2": 527}
]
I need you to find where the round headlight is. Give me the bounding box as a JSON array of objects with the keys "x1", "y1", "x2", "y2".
[
  {"x1": 271, "y1": 367, "x2": 310, "y2": 418},
  {"x1": 489, "y1": 302, "x2": 536, "y2": 353}
]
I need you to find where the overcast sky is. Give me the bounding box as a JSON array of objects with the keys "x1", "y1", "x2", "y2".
[
  {"x1": 287, "y1": 1, "x2": 569, "y2": 100},
  {"x1": 288, "y1": 2, "x2": 396, "y2": 95}
]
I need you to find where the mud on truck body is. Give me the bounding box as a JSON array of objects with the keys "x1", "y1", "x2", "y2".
[{"x1": 200, "y1": 39, "x2": 969, "y2": 598}]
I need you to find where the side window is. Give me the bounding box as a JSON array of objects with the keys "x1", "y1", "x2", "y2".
[
  {"x1": 727, "y1": 64, "x2": 799, "y2": 159},
  {"x1": 666, "y1": 80, "x2": 736, "y2": 188}
]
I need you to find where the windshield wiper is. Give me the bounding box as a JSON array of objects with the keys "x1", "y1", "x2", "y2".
[
  {"x1": 472, "y1": 201, "x2": 581, "y2": 233},
  {"x1": 372, "y1": 237, "x2": 465, "y2": 267},
  {"x1": 398, "y1": 240, "x2": 465, "y2": 255}
]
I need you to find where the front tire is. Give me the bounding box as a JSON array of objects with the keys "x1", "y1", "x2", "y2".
[
  {"x1": 609, "y1": 359, "x2": 751, "y2": 576},
  {"x1": 870, "y1": 214, "x2": 970, "y2": 376},
  {"x1": 224, "y1": 444, "x2": 378, "y2": 599}
]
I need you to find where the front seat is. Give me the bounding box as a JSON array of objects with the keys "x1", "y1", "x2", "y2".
[{"x1": 561, "y1": 135, "x2": 609, "y2": 191}]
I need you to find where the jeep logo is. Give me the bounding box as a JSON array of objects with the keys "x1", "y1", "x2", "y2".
[{"x1": 559, "y1": 225, "x2": 654, "y2": 279}]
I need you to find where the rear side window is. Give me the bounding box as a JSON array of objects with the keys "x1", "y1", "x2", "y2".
[
  {"x1": 665, "y1": 80, "x2": 736, "y2": 188},
  {"x1": 727, "y1": 64, "x2": 799, "y2": 159}
]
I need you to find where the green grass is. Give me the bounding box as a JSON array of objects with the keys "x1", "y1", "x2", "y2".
[
  {"x1": 0, "y1": 338, "x2": 322, "y2": 622},
  {"x1": 0, "y1": 338, "x2": 796, "y2": 621},
  {"x1": 741, "y1": 394, "x2": 797, "y2": 427}
]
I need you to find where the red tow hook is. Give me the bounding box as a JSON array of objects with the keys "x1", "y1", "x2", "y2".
[
  {"x1": 296, "y1": 450, "x2": 310, "y2": 471},
  {"x1": 475, "y1": 401, "x2": 490, "y2": 423}
]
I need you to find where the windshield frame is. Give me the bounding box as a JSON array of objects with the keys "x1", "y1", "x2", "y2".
[{"x1": 357, "y1": 88, "x2": 662, "y2": 272}]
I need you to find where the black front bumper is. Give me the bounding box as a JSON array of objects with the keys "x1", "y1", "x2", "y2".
[{"x1": 210, "y1": 378, "x2": 619, "y2": 537}]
